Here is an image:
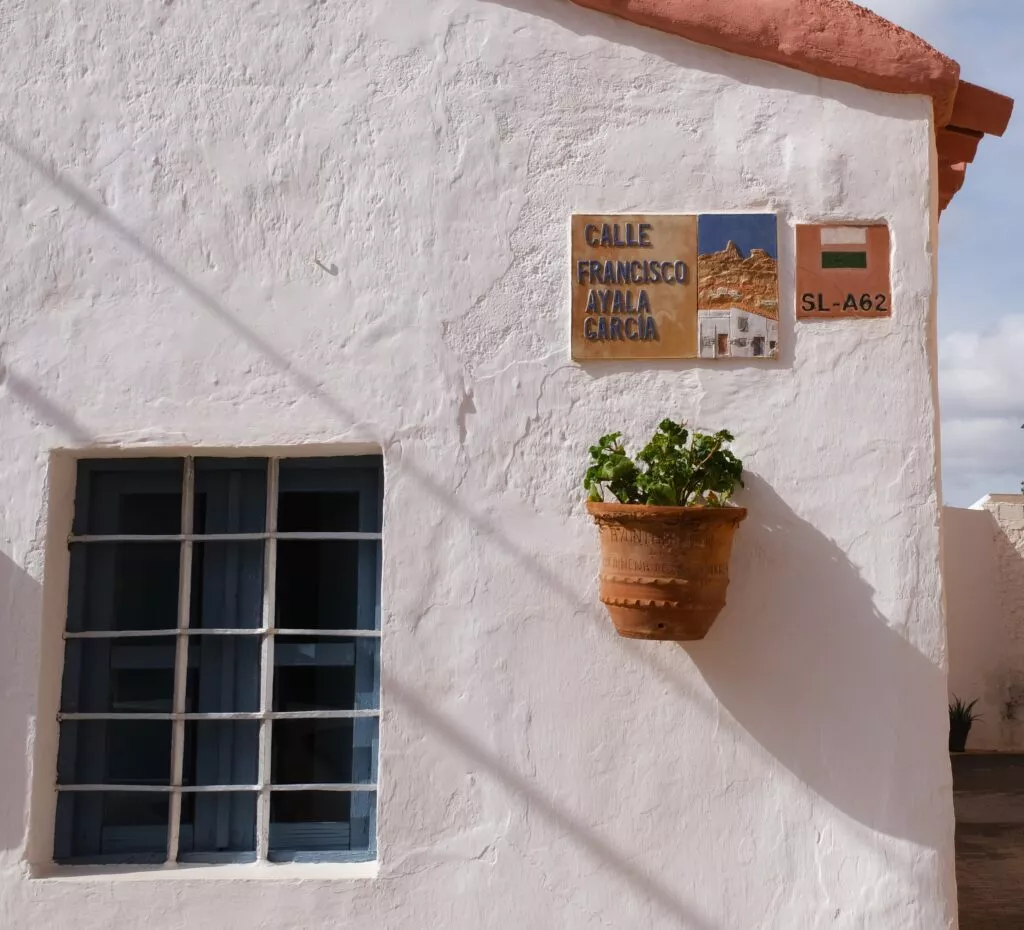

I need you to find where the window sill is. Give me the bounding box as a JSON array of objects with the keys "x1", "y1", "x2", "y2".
[{"x1": 30, "y1": 860, "x2": 379, "y2": 882}]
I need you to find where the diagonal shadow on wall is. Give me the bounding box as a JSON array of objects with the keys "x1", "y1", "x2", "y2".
[
  {"x1": 384, "y1": 672, "x2": 717, "y2": 928},
  {"x1": 1, "y1": 368, "x2": 93, "y2": 444},
  {"x1": 0, "y1": 125, "x2": 951, "y2": 910},
  {"x1": 0, "y1": 129, "x2": 724, "y2": 921},
  {"x1": 0, "y1": 125, "x2": 589, "y2": 619}
]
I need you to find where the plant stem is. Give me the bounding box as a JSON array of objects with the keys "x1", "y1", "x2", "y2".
[{"x1": 678, "y1": 437, "x2": 723, "y2": 505}]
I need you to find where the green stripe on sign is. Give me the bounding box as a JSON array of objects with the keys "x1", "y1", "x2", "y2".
[{"x1": 821, "y1": 251, "x2": 867, "y2": 269}]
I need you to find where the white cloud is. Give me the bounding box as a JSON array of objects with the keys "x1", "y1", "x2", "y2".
[
  {"x1": 939, "y1": 317, "x2": 1024, "y2": 504},
  {"x1": 850, "y1": 3, "x2": 1022, "y2": 505},
  {"x1": 940, "y1": 318, "x2": 1024, "y2": 419}
]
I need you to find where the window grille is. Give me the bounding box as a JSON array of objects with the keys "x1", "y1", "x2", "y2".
[{"x1": 54, "y1": 456, "x2": 382, "y2": 865}]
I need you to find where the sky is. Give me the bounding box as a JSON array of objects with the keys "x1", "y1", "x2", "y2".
[
  {"x1": 697, "y1": 214, "x2": 779, "y2": 258},
  {"x1": 857, "y1": 1, "x2": 1024, "y2": 506}
]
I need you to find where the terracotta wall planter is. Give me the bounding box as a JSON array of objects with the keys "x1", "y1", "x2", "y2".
[{"x1": 587, "y1": 502, "x2": 747, "y2": 641}]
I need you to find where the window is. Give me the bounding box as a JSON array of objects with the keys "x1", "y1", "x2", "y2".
[
  {"x1": 54, "y1": 456, "x2": 382, "y2": 865},
  {"x1": 736, "y1": 316, "x2": 749, "y2": 333}
]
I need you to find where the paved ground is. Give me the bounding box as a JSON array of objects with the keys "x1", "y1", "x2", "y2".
[{"x1": 953, "y1": 754, "x2": 1024, "y2": 929}]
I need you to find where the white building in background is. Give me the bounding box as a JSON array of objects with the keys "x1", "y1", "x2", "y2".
[
  {"x1": 698, "y1": 308, "x2": 779, "y2": 359},
  {"x1": 945, "y1": 496, "x2": 1024, "y2": 751}
]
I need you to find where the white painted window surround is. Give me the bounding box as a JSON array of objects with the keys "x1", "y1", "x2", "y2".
[{"x1": 52, "y1": 455, "x2": 382, "y2": 869}]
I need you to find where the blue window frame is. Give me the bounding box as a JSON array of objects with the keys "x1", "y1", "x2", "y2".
[{"x1": 54, "y1": 456, "x2": 382, "y2": 865}]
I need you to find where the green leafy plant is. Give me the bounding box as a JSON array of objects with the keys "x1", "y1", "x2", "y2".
[
  {"x1": 584, "y1": 419, "x2": 743, "y2": 507},
  {"x1": 949, "y1": 696, "x2": 982, "y2": 728}
]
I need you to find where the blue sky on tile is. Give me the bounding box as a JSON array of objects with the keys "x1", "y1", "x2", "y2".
[{"x1": 697, "y1": 214, "x2": 778, "y2": 259}]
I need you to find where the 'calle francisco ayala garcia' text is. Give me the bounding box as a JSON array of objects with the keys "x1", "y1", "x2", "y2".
[{"x1": 576, "y1": 222, "x2": 689, "y2": 342}]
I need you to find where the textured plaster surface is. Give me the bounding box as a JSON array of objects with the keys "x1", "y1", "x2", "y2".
[
  {"x1": 946, "y1": 500, "x2": 1024, "y2": 751},
  {"x1": 0, "y1": 1, "x2": 952, "y2": 927}
]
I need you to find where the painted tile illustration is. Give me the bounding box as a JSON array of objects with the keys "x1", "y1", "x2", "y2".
[
  {"x1": 696, "y1": 214, "x2": 779, "y2": 360},
  {"x1": 570, "y1": 213, "x2": 779, "y2": 361},
  {"x1": 796, "y1": 224, "x2": 891, "y2": 321}
]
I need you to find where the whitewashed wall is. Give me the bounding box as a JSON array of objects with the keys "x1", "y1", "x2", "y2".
[
  {"x1": 0, "y1": 0, "x2": 950, "y2": 927},
  {"x1": 945, "y1": 498, "x2": 1024, "y2": 751}
]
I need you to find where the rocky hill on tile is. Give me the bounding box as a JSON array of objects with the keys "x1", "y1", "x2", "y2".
[{"x1": 697, "y1": 241, "x2": 779, "y2": 319}]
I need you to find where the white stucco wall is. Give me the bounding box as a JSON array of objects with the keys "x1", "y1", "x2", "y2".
[
  {"x1": 0, "y1": 1, "x2": 950, "y2": 927},
  {"x1": 945, "y1": 499, "x2": 1024, "y2": 751}
]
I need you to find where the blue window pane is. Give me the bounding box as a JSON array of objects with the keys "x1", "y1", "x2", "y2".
[
  {"x1": 179, "y1": 792, "x2": 257, "y2": 861},
  {"x1": 278, "y1": 491, "x2": 359, "y2": 533},
  {"x1": 58, "y1": 456, "x2": 385, "y2": 863},
  {"x1": 185, "y1": 635, "x2": 261, "y2": 713},
  {"x1": 275, "y1": 541, "x2": 380, "y2": 631},
  {"x1": 271, "y1": 717, "x2": 378, "y2": 786},
  {"x1": 277, "y1": 457, "x2": 382, "y2": 533},
  {"x1": 268, "y1": 790, "x2": 375, "y2": 860},
  {"x1": 55, "y1": 791, "x2": 169, "y2": 862},
  {"x1": 190, "y1": 542, "x2": 264, "y2": 629},
  {"x1": 67, "y1": 543, "x2": 180, "y2": 632},
  {"x1": 194, "y1": 459, "x2": 267, "y2": 535},
  {"x1": 58, "y1": 720, "x2": 172, "y2": 786},
  {"x1": 183, "y1": 722, "x2": 260, "y2": 786},
  {"x1": 61, "y1": 637, "x2": 177, "y2": 714},
  {"x1": 74, "y1": 460, "x2": 183, "y2": 536},
  {"x1": 273, "y1": 636, "x2": 378, "y2": 712}
]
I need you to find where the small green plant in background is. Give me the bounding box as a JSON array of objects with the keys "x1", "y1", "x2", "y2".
[
  {"x1": 585, "y1": 419, "x2": 743, "y2": 507},
  {"x1": 949, "y1": 695, "x2": 982, "y2": 753},
  {"x1": 949, "y1": 695, "x2": 982, "y2": 726}
]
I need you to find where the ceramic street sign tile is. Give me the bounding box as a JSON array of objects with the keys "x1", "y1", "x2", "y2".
[
  {"x1": 571, "y1": 213, "x2": 779, "y2": 361},
  {"x1": 796, "y1": 224, "x2": 891, "y2": 320}
]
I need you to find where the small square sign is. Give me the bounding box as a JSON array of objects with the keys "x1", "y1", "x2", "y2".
[{"x1": 796, "y1": 224, "x2": 891, "y2": 320}]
